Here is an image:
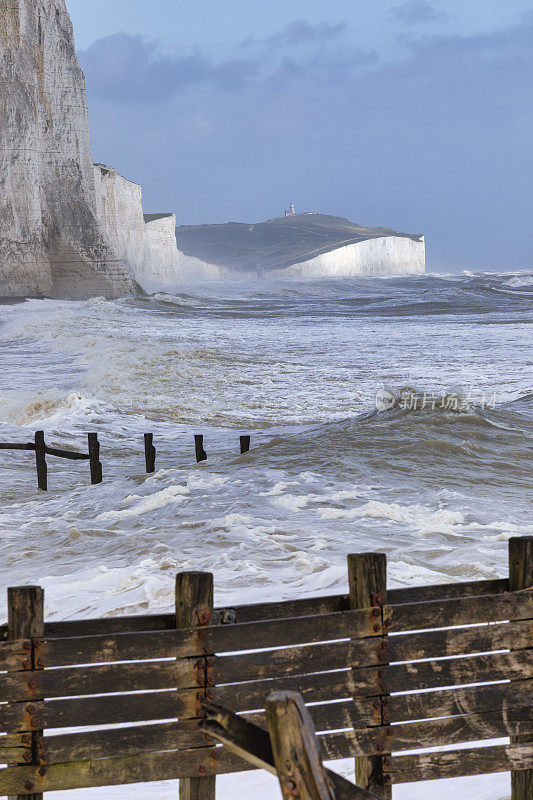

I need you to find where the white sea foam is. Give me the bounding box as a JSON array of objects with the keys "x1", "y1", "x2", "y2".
[{"x1": 96, "y1": 485, "x2": 190, "y2": 520}]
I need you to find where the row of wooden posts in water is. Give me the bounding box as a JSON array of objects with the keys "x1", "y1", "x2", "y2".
[{"x1": 0, "y1": 431, "x2": 252, "y2": 491}]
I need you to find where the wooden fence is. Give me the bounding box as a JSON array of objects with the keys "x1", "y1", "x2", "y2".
[
  {"x1": 0, "y1": 430, "x2": 251, "y2": 490},
  {"x1": 0, "y1": 537, "x2": 531, "y2": 798}
]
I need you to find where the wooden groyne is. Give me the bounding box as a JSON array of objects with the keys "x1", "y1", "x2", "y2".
[
  {"x1": 0, "y1": 431, "x2": 252, "y2": 490},
  {"x1": 0, "y1": 537, "x2": 531, "y2": 798}
]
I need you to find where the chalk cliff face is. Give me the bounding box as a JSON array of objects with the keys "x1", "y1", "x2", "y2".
[
  {"x1": 0, "y1": 0, "x2": 136, "y2": 298},
  {"x1": 278, "y1": 235, "x2": 425, "y2": 278},
  {"x1": 93, "y1": 165, "x2": 182, "y2": 291}
]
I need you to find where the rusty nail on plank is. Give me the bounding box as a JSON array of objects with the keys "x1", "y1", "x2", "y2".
[
  {"x1": 25, "y1": 781, "x2": 34, "y2": 791},
  {"x1": 21, "y1": 734, "x2": 31, "y2": 744},
  {"x1": 372, "y1": 607, "x2": 381, "y2": 617},
  {"x1": 26, "y1": 704, "x2": 35, "y2": 714},
  {"x1": 38, "y1": 766, "x2": 47, "y2": 776},
  {"x1": 373, "y1": 623, "x2": 381, "y2": 632},
  {"x1": 36, "y1": 657, "x2": 44, "y2": 668},
  {"x1": 22, "y1": 659, "x2": 31, "y2": 670},
  {"x1": 23, "y1": 751, "x2": 32, "y2": 762},
  {"x1": 373, "y1": 700, "x2": 380, "y2": 709}
]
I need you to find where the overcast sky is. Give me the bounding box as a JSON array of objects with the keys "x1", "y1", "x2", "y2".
[{"x1": 66, "y1": 0, "x2": 533, "y2": 272}]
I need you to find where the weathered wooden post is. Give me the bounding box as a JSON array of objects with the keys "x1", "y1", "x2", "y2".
[
  {"x1": 87, "y1": 433, "x2": 102, "y2": 484},
  {"x1": 176, "y1": 572, "x2": 215, "y2": 800},
  {"x1": 34, "y1": 431, "x2": 47, "y2": 491},
  {"x1": 239, "y1": 435, "x2": 250, "y2": 455},
  {"x1": 194, "y1": 435, "x2": 207, "y2": 463},
  {"x1": 348, "y1": 553, "x2": 391, "y2": 799},
  {"x1": 8, "y1": 585, "x2": 45, "y2": 800},
  {"x1": 265, "y1": 691, "x2": 336, "y2": 800},
  {"x1": 509, "y1": 536, "x2": 533, "y2": 800},
  {"x1": 144, "y1": 433, "x2": 156, "y2": 473}
]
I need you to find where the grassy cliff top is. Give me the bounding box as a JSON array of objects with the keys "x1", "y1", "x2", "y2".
[{"x1": 176, "y1": 212, "x2": 423, "y2": 271}]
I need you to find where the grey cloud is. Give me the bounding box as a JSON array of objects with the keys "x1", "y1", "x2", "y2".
[
  {"x1": 79, "y1": 33, "x2": 261, "y2": 102},
  {"x1": 80, "y1": 23, "x2": 363, "y2": 104},
  {"x1": 241, "y1": 19, "x2": 346, "y2": 49},
  {"x1": 392, "y1": 2, "x2": 445, "y2": 23}
]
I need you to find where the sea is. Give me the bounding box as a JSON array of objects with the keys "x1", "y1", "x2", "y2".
[{"x1": 0, "y1": 270, "x2": 532, "y2": 800}]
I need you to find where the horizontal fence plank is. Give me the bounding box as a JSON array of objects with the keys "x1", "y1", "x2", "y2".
[
  {"x1": 244, "y1": 678, "x2": 533, "y2": 732},
  {"x1": 0, "y1": 688, "x2": 202, "y2": 733},
  {"x1": 0, "y1": 746, "x2": 250, "y2": 795},
  {"x1": 388, "y1": 678, "x2": 533, "y2": 724},
  {"x1": 352, "y1": 649, "x2": 533, "y2": 696},
  {"x1": 214, "y1": 579, "x2": 510, "y2": 624},
  {"x1": 38, "y1": 614, "x2": 177, "y2": 639},
  {"x1": 215, "y1": 670, "x2": 354, "y2": 712},
  {"x1": 37, "y1": 607, "x2": 383, "y2": 668},
  {"x1": 4, "y1": 671, "x2": 528, "y2": 744},
  {"x1": 216, "y1": 641, "x2": 360, "y2": 684},
  {"x1": 0, "y1": 657, "x2": 200, "y2": 702},
  {"x1": 1, "y1": 733, "x2": 531, "y2": 793},
  {"x1": 216, "y1": 619, "x2": 533, "y2": 685},
  {"x1": 386, "y1": 742, "x2": 533, "y2": 784},
  {"x1": 329, "y1": 707, "x2": 533, "y2": 758},
  {"x1": 2, "y1": 708, "x2": 532, "y2": 771},
  {"x1": 0, "y1": 579, "x2": 509, "y2": 640},
  {"x1": 388, "y1": 578, "x2": 509, "y2": 605},
  {"x1": 388, "y1": 588, "x2": 533, "y2": 634},
  {"x1": 226, "y1": 594, "x2": 348, "y2": 624},
  {"x1": 245, "y1": 697, "x2": 381, "y2": 732},
  {"x1": 387, "y1": 619, "x2": 533, "y2": 663},
  {"x1": 37, "y1": 719, "x2": 209, "y2": 764},
  {"x1": 0, "y1": 638, "x2": 31, "y2": 670},
  {"x1": 0, "y1": 732, "x2": 32, "y2": 763}
]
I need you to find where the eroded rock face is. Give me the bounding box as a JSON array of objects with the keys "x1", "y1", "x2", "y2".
[
  {"x1": 0, "y1": 0, "x2": 136, "y2": 298},
  {"x1": 278, "y1": 236, "x2": 426, "y2": 278},
  {"x1": 93, "y1": 164, "x2": 183, "y2": 291}
]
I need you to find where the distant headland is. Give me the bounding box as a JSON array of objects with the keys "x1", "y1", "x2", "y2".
[{"x1": 176, "y1": 208, "x2": 425, "y2": 279}]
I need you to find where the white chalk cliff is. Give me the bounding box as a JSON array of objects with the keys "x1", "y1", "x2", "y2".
[
  {"x1": 93, "y1": 165, "x2": 182, "y2": 291},
  {"x1": 278, "y1": 235, "x2": 425, "y2": 278},
  {"x1": 0, "y1": 0, "x2": 137, "y2": 298}
]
